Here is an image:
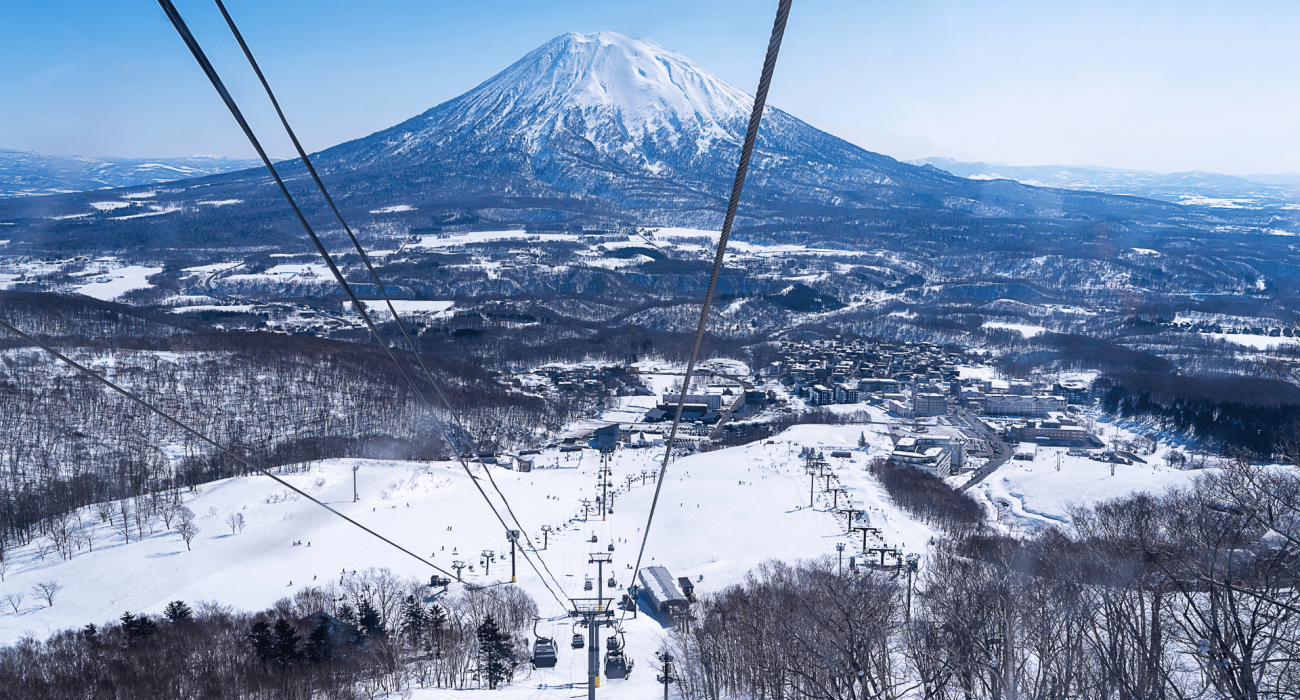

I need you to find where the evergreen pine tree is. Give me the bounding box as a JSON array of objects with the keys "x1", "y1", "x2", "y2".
[
  {"x1": 336, "y1": 602, "x2": 356, "y2": 626},
  {"x1": 400, "y1": 594, "x2": 426, "y2": 644},
  {"x1": 858, "y1": 431, "x2": 867, "y2": 447},
  {"x1": 357, "y1": 599, "x2": 384, "y2": 640},
  {"x1": 304, "y1": 615, "x2": 332, "y2": 663},
  {"x1": 163, "y1": 600, "x2": 193, "y2": 623},
  {"x1": 476, "y1": 614, "x2": 515, "y2": 689},
  {"x1": 248, "y1": 620, "x2": 274, "y2": 663},
  {"x1": 121, "y1": 612, "x2": 157, "y2": 645},
  {"x1": 271, "y1": 619, "x2": 302, "y2": 668}
]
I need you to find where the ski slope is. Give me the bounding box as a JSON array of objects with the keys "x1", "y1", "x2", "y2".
[{"x1": 0, "y1": 423, "x2": 929, "y2": 698}]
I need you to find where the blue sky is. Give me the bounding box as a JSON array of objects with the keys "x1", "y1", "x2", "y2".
[{"x1": 3, "y1": 0, "x2": 1298, "y2": 174}]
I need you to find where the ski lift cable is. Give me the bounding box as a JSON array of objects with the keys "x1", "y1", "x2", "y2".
[
  {"x1": 209, "y1": 0, "x2": 573, "y2": 607},
  {"x1": 156, "y1": 0, "x2": 574, "y2": 612},
  {"x1": 0, "y1": 316, "x2": 461, "y2": 581},
  {"x1": 626, "y1": 0, "x2": 792, "y2": 592}
]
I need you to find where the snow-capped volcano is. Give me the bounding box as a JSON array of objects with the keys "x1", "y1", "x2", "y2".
[
  {"x1": 313, "y1": 30, "x2": 950, "y2": 220},
  {"x1": 321, "y1": 31, "x2": 778, "y2": 188},
  {"x1": 385, "y1": 32, "x2": 749, "y2": 166},
  {"x1": 1, "y1": 30, "x2": 1207, "y2": 250}
]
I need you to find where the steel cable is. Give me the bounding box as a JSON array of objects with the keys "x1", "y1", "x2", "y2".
[
  {"x1": 627, "y1": 0, "x2": 793, "y2": 592},
  {"x1": 156, "y1": 0, "x2": 573, "y2": 611},
  {"x1": 0, "y1": 316, "x2": 459, "y2": 580},
  {"x1": 209, "y1": 0, "x2": 572, "y2": 608}
]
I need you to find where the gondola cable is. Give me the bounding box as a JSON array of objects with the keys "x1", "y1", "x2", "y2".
[
  {"x1": 156, "y1": 0, "x2": 573, "y2": 611},
  {"x1": 626, "y1": 0, "x2": 793, "y2": 600},
  {"x1": 208, "y1": 0, "x2": 573, "y2": 608},
  {"x1": 0, "y1": 315, "x2": 459, "y2": 581}
]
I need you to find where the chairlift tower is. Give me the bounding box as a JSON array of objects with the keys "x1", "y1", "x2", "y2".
[
  {"x1": 507, "y1": 530, "x2": 520, "y2": 583},
  {"x1": 541, "y1": 525, "x2": 552, "y2": 550},
  {"x1": 481, "y1": 549, "x2": 495, "y2": 577},
  {"x1": 903, "y1": 553, "x2": 920, "y2": 622},
  {"x1": 656, "y1": 651, "x2": 678, "y2": 700},
  {"x1": 451, "y1": 560, "x2": 466, "y2": 582},
  {"x1": 569, "y1": 592, "x2": 616, "y2": 700},
  {"x1": 352, "y1": 464, "x2": 360, "y2": 502}
]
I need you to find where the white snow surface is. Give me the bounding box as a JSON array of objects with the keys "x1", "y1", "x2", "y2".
[
  {"x1": 388, "y1": 32, "x2": 753, "y2": 165},
  {"x1": 982, "y1": 321, "x2": 1047, "y2": 337},
  {"x1": 972, "y1": 444, "x2": 1204, "y2": 529},
  {"x1": 0, "y1": 426, "x2": 931, "y2": 663},
  {"x1": 74, "y1": 266, "x2": 162, "y2": 300}
]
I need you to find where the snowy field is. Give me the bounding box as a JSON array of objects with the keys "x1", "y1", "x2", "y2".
[
  {"x1": 74, "y1": 265, "x2": 162, "y2": 301},
  {"x1": 981, "y1": 321, "x2": 1047, "y2": 337},
  {"x1": 971, "y1": 445, "x2": 1204, "y2": 528},
  {"x1": 0, "y1": 423, "x2": 935, "y2": 700}
]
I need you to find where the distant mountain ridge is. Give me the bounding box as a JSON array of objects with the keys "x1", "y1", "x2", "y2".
[
  {"x1": 909, "y1": 156, "x2": 1300, "y2": 208},
  {"x1": 0, "y1": 149, "x2": 261, "y2": 198}
]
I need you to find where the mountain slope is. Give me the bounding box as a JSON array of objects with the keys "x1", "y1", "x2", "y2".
[
  {"x1": 0, "y1": 32, "x2": 1279, "y2": 252},
  {"x1": 0, "y1": 149, "x2": 261, "y2": 198}
]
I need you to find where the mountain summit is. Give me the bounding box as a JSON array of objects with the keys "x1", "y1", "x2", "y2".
[
  {"x1": 348, "y1": 32, "x2": 751, "y2": 171},
  {"x1": 2, "y1": 31, "x2": 1224, "y2": 251}
]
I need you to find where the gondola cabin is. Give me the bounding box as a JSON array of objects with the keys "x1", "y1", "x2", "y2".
[{"x1": 532, "y1": 637, "x2": 557, "y2": 668}]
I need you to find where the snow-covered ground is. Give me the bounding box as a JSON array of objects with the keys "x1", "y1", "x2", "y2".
[
  {"x1": 981, "y1": 321, "x2": 1047, "y2": 337},
  {"x1": 971, "y1": 445, "x2": 1204, "y2": 528},
  {"x1": 0, "y1": 423, "x2": 929, "y2": 699},
  {"x1": 351, "y1": 300, "x2": 455, "y2": 319},
  {"x1": 1201, "y1": 332, "x2": 1300, "y2": 350},
  {"x1": 74, "y1": 265, "x2": 162, "y2": 301}
]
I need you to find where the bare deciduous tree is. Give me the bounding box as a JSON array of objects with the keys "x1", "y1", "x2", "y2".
[
  {"x1": 175, "y1": 507, "x2": 199, "y2": 551},
  {"x1": 32, "y1": 581, "x2": 63, "y2": 607},
  {"x1": 3, "y1": 592, "x2": 24, "y2": 614}
]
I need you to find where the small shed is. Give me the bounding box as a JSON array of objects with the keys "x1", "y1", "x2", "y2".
[
  {"x1": 515, "y1": 456, "x2": 534, "y2": 472},
  {"x1": 639, "y1": 566, "x2": 689, "y2": 616}
]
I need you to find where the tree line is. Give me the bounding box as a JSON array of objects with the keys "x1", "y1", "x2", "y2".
[
  {"x1": 666, "y1": 456, "x2": 1300, "y2": 700},
  {"x1": 0, "y1": 567, "x2": 538, "y2": 699}
]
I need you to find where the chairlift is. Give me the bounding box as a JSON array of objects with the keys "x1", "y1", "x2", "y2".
[
  {"x1": 607, "y1": 543, "x2": 615, "y2": 552},
  {"x1": 572, "y1": 632, "x2": 585, "y2": 649},
  {"x1": 584, "y1": 579, "x2": 593, "y2": 591},
  {"x1": 607, "y1": 577, "x2": 617, "y2": 588},
  {"x1": 589, "y1": 533, "x2": 598, "y2": 543}
]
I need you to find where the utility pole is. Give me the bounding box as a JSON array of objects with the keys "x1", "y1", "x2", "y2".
[
  {"x1": 452, "y1": 560, "x2": 466, "y2": 582},
  {"x1": 508, "y1": 530, "x2": 519, "y2": 583},
  {"x1": 352, "y1": 464, "x2": 360, "y2": 502},
  {"x1": 481, "y1": 549, "x2": 494, "y2": 577},
  {"x1": 656, "y1": 651, "x2": 678, "y2": 700},
  {"x1": 541, "y1": 525, "x2": 551, "y2": 550}
]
